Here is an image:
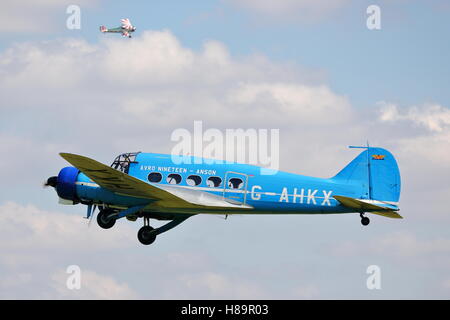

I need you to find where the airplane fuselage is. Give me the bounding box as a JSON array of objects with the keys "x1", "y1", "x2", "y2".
[
  {"x1": 49, "y1": 148, "x2": 401, "y2": 244},
  {"x1": 73, "y1": 153, "x2": 366, "y2": 217}
]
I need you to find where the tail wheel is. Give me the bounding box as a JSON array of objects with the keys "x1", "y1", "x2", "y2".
[
  {"x1": 138, "y1": 226, "x2": 156, "y2": 245},
  {"x1": 97, "y1": 209, "x2": 116, "y2": 229}
]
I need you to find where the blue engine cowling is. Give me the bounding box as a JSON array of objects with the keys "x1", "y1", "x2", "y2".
[{"x1": 56, "y1": 166, "x2": 80, "y2": 201}]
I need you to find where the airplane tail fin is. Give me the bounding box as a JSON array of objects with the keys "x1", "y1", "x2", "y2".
[
  {"x1": 100, "y1": 26, "x2": 108, "y2": 32},
  {"x1": 332, "y1": 147, "x2": 401, "y2": 203}
]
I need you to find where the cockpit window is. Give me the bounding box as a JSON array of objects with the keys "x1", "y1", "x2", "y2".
[
  {"x1": 110, "y1": 152, "x2": 140, "y2": 174},
  {"x1": 207, "y1": 176, "x2": 222, "y2": 188},
  {"x1": 186, "y1": 175, "x2": 202, "y2": 186},
  {"x1": 148, "y1": 172, "x2": 162, "y2": 183},
  {"x1": 167, "y1": 173, "x2": 182, "y2": 185},
  {"x1": 228, "y1": 178, "x2": 243, "y2": 189}
]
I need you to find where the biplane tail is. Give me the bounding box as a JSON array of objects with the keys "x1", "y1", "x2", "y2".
[{"x1": 99, "y1": 26, "x2": 108, "y2": 33}]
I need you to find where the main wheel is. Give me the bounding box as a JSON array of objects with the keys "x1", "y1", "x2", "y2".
[
  {"x1": 97, "y1": 209, "x2": 116, "y2": 229},
  {"x1": 138, "y1": 226, "x2": 157, "y2": 245},
  {"x1": 361, "y1": 216, "x2": 370, "y2": 226}
]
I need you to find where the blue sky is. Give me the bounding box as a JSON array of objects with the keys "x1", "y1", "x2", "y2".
[{"x1": 0, "y1": 0, "x2": 449, "y2": 299}]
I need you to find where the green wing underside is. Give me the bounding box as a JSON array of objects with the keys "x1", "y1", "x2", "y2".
[{"x1": 59, "y1": 153, "x2": 253, "y2": 214}]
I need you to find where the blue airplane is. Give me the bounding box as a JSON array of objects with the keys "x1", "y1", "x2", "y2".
[{"x1": 45, "y1": 146, "x2": 401, "y2": 245}]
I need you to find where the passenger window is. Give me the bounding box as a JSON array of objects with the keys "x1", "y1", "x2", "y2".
[
  {"x1": 148, "y1": 172, "x2": 162, "y2": 183},
  {"x1": 186, "y1": 175, "x2": 202, "y2": 186},
  {"x1": 167, "y1": 173, "x2": 182, "y2": 185},
  {"x1": 228, "y1": 178, "x2": 243, "y2": 189},
  {"x1": 207, "y1": 176, "x2": 222, "y2": 188}
]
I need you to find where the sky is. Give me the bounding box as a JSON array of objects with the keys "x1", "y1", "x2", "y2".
[{"x1": 0, "y1": 0, "x2": 449, "y2": 299}]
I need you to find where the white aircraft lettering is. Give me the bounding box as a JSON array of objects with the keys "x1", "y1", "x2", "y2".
[
  {"x1": 251, "y1": 185, "x2": 262, "y2": 200},
  {"x1": 293, "y1": 187, "x2": 305, "y2": 204},
  {"x1": 279, "y1": 187, "x2": 289, "y2": 202},
  {"x1": 307, "y1": 189, "x2": 318, "y2": 204},
  {"x1": 272, "y1": 187, "x2": 331, "y2": 206},
  {"x1": 321, "y1": 190, "x2": 333, "y2": 206}
]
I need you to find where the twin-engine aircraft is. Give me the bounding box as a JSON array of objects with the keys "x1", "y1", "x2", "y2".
[
  {"x1": 45, "y1": 147, "x2": 402, "y2": 245},
  {"x1": 99, "y1": 18, "x2": 136, "y2": 38}
]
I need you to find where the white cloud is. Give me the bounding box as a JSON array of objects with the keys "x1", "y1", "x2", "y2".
[
  {"x1": 291, "y1": 284, "x2": 320, "y2": 299},
  {"x1": 0, "y1": 273, "x2": 33, "y2": 289},
  {"x1": 0, "y1": 201, "x2": 140, "y2": 299},
  {"x1": 51, "y1": 268, "x2": 138, "y2": 299},
  {"x1": 377, "y1": 101, "x2": 450, "y2": 170},
  {"x1": 166, "y1": 271, "x2": 268, "y2": 299},
  {"x1": 0, "y1": 202, "x2": 135, "y2": 252},
  {"x1": 331, "y1": 230, "x2": 450, "y2": 261},
  {"x1": 379, "y1": 102, "x2": 450, "y2": 132},
  {"x1": 443, "y1": 278, "x2": 450, "y2": 290},
  {"x1": 229, "y1": 82, "x2": 351, "y2": 125}
]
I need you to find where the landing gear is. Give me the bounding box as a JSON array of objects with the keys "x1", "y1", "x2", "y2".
[
  {"x1": 97, "y1": 209, "x2": 116, "y2": 229},
  {"x1": 137, "y1": 218, "x2": 156, "y2": 245},
  {"x1": 360, "y1": 213, "x2": 370, "y2": 226}
]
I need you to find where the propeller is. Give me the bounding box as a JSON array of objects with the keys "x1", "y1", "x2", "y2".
[
  {"x1": 85, "y1": 204, "x2": 97, "y2": 227},
  {"x1": 44, "y1": 176, "x2": 58, "y2": 188},
  {"x1": 44, "y1": 174, "x2": 96, "y2": 225},
  {"x1": 88, "y1": 205, "x2": 97, "y2": 227}
]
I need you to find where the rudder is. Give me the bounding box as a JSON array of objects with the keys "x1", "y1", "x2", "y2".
[{"x1": 332, "y1": 147, "x2": 401, "y2": 203}]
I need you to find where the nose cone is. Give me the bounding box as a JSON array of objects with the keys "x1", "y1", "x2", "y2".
[{"x1": 56, "y1": 166, "x2": 80, "y2": 201}]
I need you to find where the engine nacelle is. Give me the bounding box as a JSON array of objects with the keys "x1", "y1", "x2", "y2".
[{"x1": 56, "y1": 166, "x2": 80, "y2": 202}]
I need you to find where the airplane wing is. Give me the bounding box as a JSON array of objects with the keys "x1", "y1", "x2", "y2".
[
  {"x1": 333, "y1": 195, "x2": 403, "y2": 219},
  {"x1": 59, "y1": 153, "x2": 253, "y2": 211},
  {"x1": 121, "y1": 18, "x2": 132, "y2": 30}
]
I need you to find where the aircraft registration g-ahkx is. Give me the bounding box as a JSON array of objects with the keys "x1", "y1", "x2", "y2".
[{"x1": 45, "y1": 146, "x2": 402, "y2": 245}]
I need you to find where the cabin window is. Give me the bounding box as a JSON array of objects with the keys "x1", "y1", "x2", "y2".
[
  {"x1": 148, "y1": 172, "x2": 162, "y2": 183},
  {"x1": 207, "y1": 176, "x2": 222, "y2": 188},
  {"x1": 186, "y1": 175, "x2": 202, "y2": 186},
  {"x1": 228, "y1": 178, "x2": 243, "y2": 189},
  {"x1": 167, "y1": 173, "x2": 182, "y2": 185}
]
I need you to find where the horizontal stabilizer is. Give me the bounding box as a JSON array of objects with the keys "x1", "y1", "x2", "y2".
[
  {"x1": 370, "y1": 211, "x2": 403, "y2": 219},
  {"x1": 334, "y1": 195, "x2": 402, "y2": 219}
]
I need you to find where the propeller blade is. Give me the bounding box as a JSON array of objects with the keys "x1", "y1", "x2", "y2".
[{"x1": 88, "y1": 205, "x2": 97, "y2": 227}]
